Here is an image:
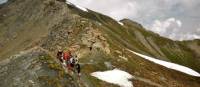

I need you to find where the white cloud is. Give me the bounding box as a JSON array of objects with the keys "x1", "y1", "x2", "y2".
[
  {"x1": 177, "y1": 20, "x2": 182, "y2": 27},
  {"x1": 150, "y1": 18, "x2": 182, "y2": 36},
  {"x1": 91, "y1": 69, "x2": 134, "y2": 87},
  {"x1": 179, "y1": 33, "x2": 200, "y2": 41},
  {"x1": 197, "y1": 28, "x2": 200, "y2": 32},
  {"x1": 149, "y1": 18, "x2": 200, "y2": 40},
  {"x1": 197, "y1": 25, "x2": 200, "y2": 33}
]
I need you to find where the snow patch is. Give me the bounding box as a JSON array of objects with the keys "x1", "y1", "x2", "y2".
[
  {"x1": 66, "y1": 1, "x2": 72, "y2": 5},
  {"x1": 75, "y1": 4, "x2": 88, "y2": 12},
  {"x1": 91, "y1": 69, "x2": 134, "y2": 87},
  {"x1": 118, "y1": 21, "x2": 124, "y2": 26},
  {"x1": 127, "y1": 49, "x2": 200, "y2": 77},
  {"x1": 66, "y1": 1, "x2": 88, "y2": 12}
]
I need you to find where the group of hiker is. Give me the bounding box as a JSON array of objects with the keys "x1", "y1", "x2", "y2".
[{"x1": 57, "y1": 50, "x2": 81, "y2": 77}]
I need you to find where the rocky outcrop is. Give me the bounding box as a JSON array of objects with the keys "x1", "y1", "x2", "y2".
[
  {"x1": 81, "y1": 25, "x2": 110, "y2": 54},
  {"x1": 0, "y1": 0, "x2": 200, "y2": 87},
  {"x1": 0, "y1": 47, "x2": 78, "y2": 87}
]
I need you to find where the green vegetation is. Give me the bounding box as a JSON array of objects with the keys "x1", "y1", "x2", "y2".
[
  {"x1": 0, "y1": 0, "x2": 200, "y2": 86},
  {"x1": 38, "y1": 54, "x2": 72, "y2": 87}
]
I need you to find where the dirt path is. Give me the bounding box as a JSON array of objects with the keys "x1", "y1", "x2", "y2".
[{"x1": 37, "y1": 46, "x2": 94, "y2": 87}]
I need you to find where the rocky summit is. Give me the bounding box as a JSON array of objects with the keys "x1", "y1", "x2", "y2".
[{"x1": 0, "y1": 0, "x2": 200, "y2": 87}]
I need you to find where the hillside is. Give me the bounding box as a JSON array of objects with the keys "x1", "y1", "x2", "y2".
[{"x1": 0, "y1": 0, "x2": 200, "y2": 87}]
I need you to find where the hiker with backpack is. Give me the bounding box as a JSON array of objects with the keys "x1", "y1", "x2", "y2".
[
  {"x1": 57, "y1": 50, "x2": 63, "y2": 63},
  {"x1": 75, "y1": 63, "x2": 81, "y2": 77},
  {"x1": 56, "y1": 48, "x2": 81, "y2": 78},
  {"x1": 63, "y1": 50, "x2": 72, "y2": 70},
  {"x1": 69, "y1": 55, "x2": 81, "y2": 77}
]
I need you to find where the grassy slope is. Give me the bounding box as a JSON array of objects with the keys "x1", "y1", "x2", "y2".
[
  {"x1": 72, "y1": 8, "x2": 200, "y2": 72},
  {"x1": 66, "y1": 5, "x2": 200, "y2": 86},
  {"x1": 0, "y1": 0, "x2": 199, "y2": 87}
]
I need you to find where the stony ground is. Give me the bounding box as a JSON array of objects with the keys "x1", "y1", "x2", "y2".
[
  {"x1": 0, "y1": 0, "x2": 200, "y2": 87},
  {"x1": 0, "y1": 47, "x2": 78, "y2": 87}
]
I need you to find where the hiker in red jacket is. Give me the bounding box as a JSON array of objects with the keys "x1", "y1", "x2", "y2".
[
  {"x1": 63, "y1": 50, "x2": 72, "y2": 70},
  {"x1": 63, "y1": 51, "x2": 71, "y2": 61}
]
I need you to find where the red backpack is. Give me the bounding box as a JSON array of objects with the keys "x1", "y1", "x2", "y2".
[{"x1": 63, "y1": 51, "x2": 71, "y2": 61}]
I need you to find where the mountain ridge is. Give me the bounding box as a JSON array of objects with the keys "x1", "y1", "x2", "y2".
[{"x1": 0, "y1": 0, "x2": 200, "y2": 87}]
